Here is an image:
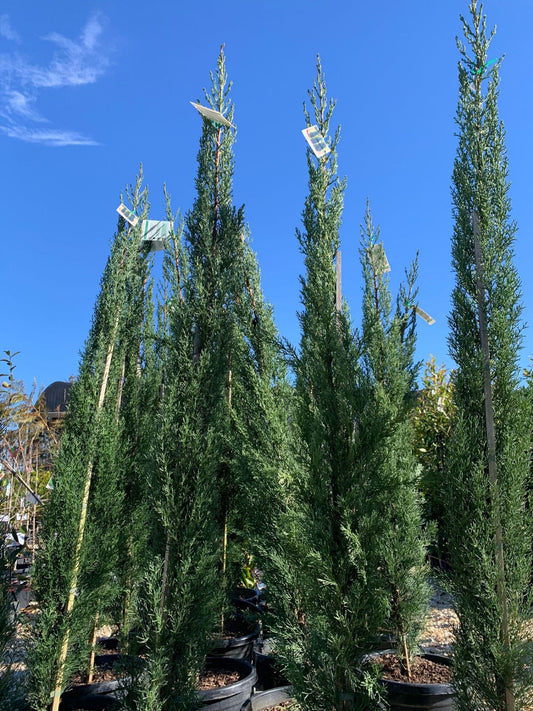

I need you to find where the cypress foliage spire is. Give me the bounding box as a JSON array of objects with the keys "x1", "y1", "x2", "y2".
[
  {"x1": 269, "y1": 57, "x2": 380, "y2": 711},
  {"x1": 133, "y1": 204, "x2": 221, "y2": 711},
  {"x1": 184, "y1": 45, "x2": 274, "y2": 597},
  {"x1": 445, "y1": 3, "x2": 532, "y2": 709},
  {"x1": 357, "y1": 203, "x2": 428, "y2": 678},
  {"x1": 113, "y1": 213, "x2": 157, "y2": 652},
  {"x1": 132, "y1": 49, "x2": 293, "y2": 710},
  {"x1": 27, "y1": 171, "x2": 149, "y2": 711}
]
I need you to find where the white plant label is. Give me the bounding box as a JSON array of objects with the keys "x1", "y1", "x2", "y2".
[{"x1": 302, "y1": 125, "x2": 331, "y2": 158}]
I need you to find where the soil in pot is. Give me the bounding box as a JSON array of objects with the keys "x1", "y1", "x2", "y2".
[
  {"x1": 375, "y1": 653, "x2": 452, "y2": 684},
  {"x1": 368, "y1": 650, "x2": 455, "y2": 711}
]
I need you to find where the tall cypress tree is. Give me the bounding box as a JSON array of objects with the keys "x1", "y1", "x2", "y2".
[
  {"x1": 184, "y1": 45, "x2": 285, "y2": 601},
  {"x1": 27, "y1": 172, "x2": 150, "y2": 711},
  {"x1": 131, "y1": 49, "x2": 293, "y2": 710},
  {"x1": 267, "y1": 57, "x2": 384, "y2": 711},
  {"x1": 113, "y1": 204, "x2": 158, "y2": 651},
  {"x1": 445, "y1": 3, "x2": 532, "y2": 709},
  {"x1": 185, "y1": 46, "x2": 243, "y2": 599},
  {"x1": 132, "y1": 198, "x2": 222, "y2": 711},
  {"x1": 357, "y1": 204, "x2": 428, "y2": 677}
]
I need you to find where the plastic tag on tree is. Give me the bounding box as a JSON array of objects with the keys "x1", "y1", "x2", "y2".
[
  {"x1": 190, "y1": 101, "x2": 233, "y2": 128},
  {"x1": 302, "y1": 125, "x2": 331, "y2": 158},
  {"x1": 116, "y1": 203, "x2": 139, "y2": 227},
  {"x1": 472, "y1": 58, "x2": 497, "y2": 76},
  {"x1": 415, "y1": 306, "x2": 435, "y2": 325},
  {"x1": 368, "y1": 243, "x2": 391, "y2": 273},
  {"x1": 141, "y1": 220, "x2": 172, "y2": 252},
  {"x1": 45, "y1": 477, "x2": 54, "y2": 490}
]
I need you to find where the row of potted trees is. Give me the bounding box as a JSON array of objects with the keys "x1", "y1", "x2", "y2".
[{"x1": 11, "y1": 3, "x2": 533, "y2": 710}]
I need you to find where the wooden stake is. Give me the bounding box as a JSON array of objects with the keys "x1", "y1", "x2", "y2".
[
  {"x1": 401, "y1": 634, "x2": 411, "y2": 680},
  {"x1": 87, "y1": 613, "x2": 99, "y2": 685},
  {"x1": 335, "y1": 249, "x2": 342, "y2": 336},
  {"x1": 335, "y1": 249, "x2": 342, "y2": 314},
  {"x1": 472, "y1": 209, "x2": 514, "y2": 711},
  {"x1": 220, "y1": 514, "x2": 228, "y2": 634}
]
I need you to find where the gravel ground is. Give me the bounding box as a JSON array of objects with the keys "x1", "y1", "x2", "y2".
[{"x1": 419, "y1": 579, "x2": 458, "y2": 657}]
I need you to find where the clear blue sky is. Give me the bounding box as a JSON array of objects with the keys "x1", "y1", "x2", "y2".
[{"x1": 2, "y1": 1, "x2": 533, "y2": 393}]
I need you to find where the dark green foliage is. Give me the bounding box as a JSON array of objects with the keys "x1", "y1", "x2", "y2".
[
  {"x1": 132, "y1": 50, "x2": 293, "y2": 709},
  {"x1": 27, "y1": 171, "x2": 151, "y2": 710},
  {"x1": 357, "y1": 205, "x2": 429, "y2": 672},
  {"x1": 263, "y1": 58, "x2": 386, "y2": 711},
  {"x1": 445, "y1": 3, "x2": 533, "y2": 709},
  {"x1": 184, "y1": 49, "x2": 245, "y2": 592},
  {"x1": 184, "y1": 45, "x2": 291, "y2": 601},
  {"x1": 130, "y1": 212, "x2": 222, "y2": 710},
  {"x1": 112, "y1": 225, "x2": 157, "y2": 647}
]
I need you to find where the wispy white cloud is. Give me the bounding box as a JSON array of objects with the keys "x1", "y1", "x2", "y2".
[
  {"x1": 0, "y1": 13, "x2": 108, "y2": 146},
  {"x1": 5, "y1": 89, "x2": 45, "y2": 122},
  {"x1": 0, "y1": 123, "x2": 98, "y2": 146},
  {"x1": 0, "y1": 15, "x2": 20, "y2": 43}
]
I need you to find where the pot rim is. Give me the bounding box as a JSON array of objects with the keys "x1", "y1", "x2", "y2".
[{"x1": 199, "y1": 657, "x2": 258, "y2": 702}]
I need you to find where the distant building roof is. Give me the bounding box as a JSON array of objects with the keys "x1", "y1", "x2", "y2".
[{"x1": 43, "y1": 381, "x2": 72, "y2": 417}]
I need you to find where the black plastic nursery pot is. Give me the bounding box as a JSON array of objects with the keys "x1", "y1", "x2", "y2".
[
  {"x1": 233, "y1": 587, "x2": 260, "y2": 604},
  {"x1": 198, "y1": 657, "x2": 257, "y2": 710},
  {"x1": 60, "y1": 694, "x2": 122, "y2": 711},
  {"x1": 368, "y1": 650, "x2": 456, "y2": 711},
  {"x1": 252, "y1": 639, "x2": 288, "y2": 691},
  {"x1": 60, "y1": 654, "x2": 138, "y2": 708},
  {"x1": 232, "y1": 588, "x2": 262, "y2": 615},
  {"x1": 210, "y1": 617, "x2": 260, "y2": 661}
]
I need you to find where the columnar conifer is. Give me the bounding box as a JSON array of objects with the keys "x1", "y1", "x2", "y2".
[
  {"x1": 132, "y1": 49, "x2": 292, "y2": 710},
  {"x1": 445, "y1": 3, "x2": 532, "y2": 709},
  {"x1": 27, "y1": 172, "x2": 150, "y2": 711},
  {"x1": 266, "y1": 58, "x2": 382, "y2": 711},
  {"x1": 184, "y1": 46, "x2": 288, "y2": 603},
  {"x1": 357, "y1": 205, "x2": 428, "y2": 677}
]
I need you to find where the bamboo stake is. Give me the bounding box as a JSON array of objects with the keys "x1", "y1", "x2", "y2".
[
  {"x1": 401, "y1": 633, "x2": 411, "y2": 680},
  {"x1": 220, "y1": 514, "x2": 228, "y2": 634},
  {"x1": 120, "y1": 535, "x2": 133, "y2": 652},
  {"x1": 212, "y1": 123, "x2": 222, "y2": 243},
  {"x1": 51, "y1": 313, "x2": 120, "y2": 711},
  {"x1": 472, "y1": 209, "x2": 514, "y2": 711},
  {"x1": 335, "y1": 249, "x2": 342, "y2": 337},
  {"x1": 335, "y1": 250, "x2": 342, "y2": 314},
  {"x1": 220, "y1": 350, "x2": 232, "y2": 633},
  {"x1": 89, "y1": 353, "x2": 127, "y2": 680},
  {"x1": 87, "y1": 613, "x2": 99, "y2": 685}
]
